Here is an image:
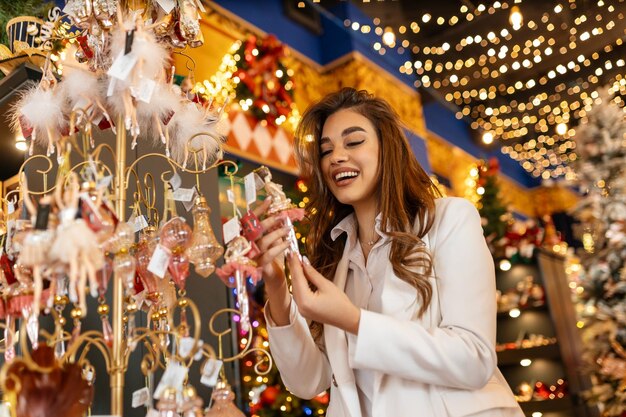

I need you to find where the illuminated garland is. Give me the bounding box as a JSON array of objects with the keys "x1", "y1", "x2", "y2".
[{"x1": 194, "y1": 35, "x2": 300, "y2": 129}]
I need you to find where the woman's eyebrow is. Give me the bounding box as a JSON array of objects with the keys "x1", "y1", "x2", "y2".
[{"x1": 320, "y1": 126, "x2": 366, "y2": 143}]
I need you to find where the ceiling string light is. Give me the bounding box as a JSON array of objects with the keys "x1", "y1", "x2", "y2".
[{"x1": 340, "y1": 0, "x2": 626, "y2": 178}]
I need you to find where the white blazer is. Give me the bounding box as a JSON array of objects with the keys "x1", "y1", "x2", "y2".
[{"x1": 266, "y1": 197, "x2": 524, "y2": 417}]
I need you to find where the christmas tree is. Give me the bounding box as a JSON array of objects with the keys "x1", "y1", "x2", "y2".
[
  {"x1": 571, "y1": 86, "x2": 626, "y2": 415},
  {"x1": 477, "y1": 158, "x2": 509, "y2": 242}
]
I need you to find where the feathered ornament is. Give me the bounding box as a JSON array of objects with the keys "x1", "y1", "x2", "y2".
[
  {"x1": 167, "y1": 97, "x2": 225, "y2": 169},
  {"x1": 140, "y1": 79, "x2": 180, "y2": 152},
  {"x1": 106, "y1": 13, "x2": 169, "y2": 148},
  {"x1": 12, "y1": 74, "x2": 66, "y2": 157},
  {"x1": 57, "y1": 56, "x2": 115, "y2": 145},
  {"x1": 50, "y1": 173, "x2": 104, "y2": 316}
]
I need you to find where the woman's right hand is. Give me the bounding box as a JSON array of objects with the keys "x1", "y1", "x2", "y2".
[
  {"x1": 252, "y1": 197, "x2": 294, "y2": 326},
  {"x1": 252, "y1": 197, "x2": 292, "y2": 290}
]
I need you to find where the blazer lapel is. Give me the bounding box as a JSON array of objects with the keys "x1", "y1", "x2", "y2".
[{"x1": 324, "y1": 253, "x2": 362, "y2": 417}]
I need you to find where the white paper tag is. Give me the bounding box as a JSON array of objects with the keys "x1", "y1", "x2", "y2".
[
  {"x1": 168, "y1": 172, "x2": 182, "y2": 191},
  {"x1": 200, "y1": 359, "x2": 223, "y2": 387},
  {"x1": 179, "y1": 337, "x2": 204, "y2": 360},
  {"x1": 244, "y1": 173, "x2": 257, "y2": 206},
  {"x1": 97, "y1": 175, "x2": 113, "y2": 190},
  {"x1": 172, "y1": 187, "x2": 195, "y2": 202},
  {"x1": 147, "y1": 244, "x2": 171, "y2": 279},
  {"x1": 182, "y1": 187, "x2": 199, "y2": 212},
  {"x1": 153, "y1": 361, "x2": 188, "y2": 399},
  {"x1": 7, "y1": 200, "x2": 15, "y2": 214},
  {"x1": 226, "y1": 189, "x2": 235, "y2": 204},
  {"x1": 130, "y1": 214, "x2": 149, "y2": 233},
  {"x1": 222, "y1": 217, "x2": 240, "y2": 244},
  {"x1": 132, "y1": 387, "x2": 151, "y2": 408},
  {"x1": 146, "y1": 410, "x2": 160, "y2": 417},
  {"x1": 0, "y1": 404, "x2": 9, "y2": 417},
  {"x1": 254, "y1": 173, "x2": 266, "y2": 190},
  {"x1": 157, "y1": 0, "x2": 176, "y2": 13},
  {"x1": 107, "y1": 51, "x2": 138, "y2": 81},
  {"x1": 137, "y1": 78, "x2": 156, "y2": 103}
]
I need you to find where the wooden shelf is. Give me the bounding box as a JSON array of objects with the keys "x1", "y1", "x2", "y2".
[
  {"x1": 519, "y1": 397, "x2": 574, "y2": 413},
  {"x1": 498, "y1": 343, "x2": 561, "y2": 366}
]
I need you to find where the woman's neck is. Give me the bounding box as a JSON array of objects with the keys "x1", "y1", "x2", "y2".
[{"x1": 353, "y1": 201, "x2": 379, "y2": 245}]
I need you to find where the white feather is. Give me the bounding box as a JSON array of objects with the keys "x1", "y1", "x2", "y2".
[
  {"x1": 168, "y1": 102, "x2": 224, "y2": 167},
  {"x1": 109, "y1": 18, "x2": 169, "y2": 80},
  {"x1": 12, "y1": 84, "x2": 65, "y2": 146}
]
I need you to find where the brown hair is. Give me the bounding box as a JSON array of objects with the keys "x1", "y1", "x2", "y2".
[{"x1": 294, "y1": 88, "x2": 441, "y2": 341}]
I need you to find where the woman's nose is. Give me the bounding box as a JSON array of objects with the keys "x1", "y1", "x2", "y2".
[{"x1": 329, "y1": 147, "x2": 348, "y2": 164}]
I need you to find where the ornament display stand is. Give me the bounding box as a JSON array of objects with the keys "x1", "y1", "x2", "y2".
[{"x1": 2, "y1": 114, "x2": 273, "y2": 415}]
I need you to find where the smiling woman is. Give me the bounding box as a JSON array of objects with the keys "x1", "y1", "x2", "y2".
[{"x1": 252, "y1": 87, "x2": 525, "y2": 417}]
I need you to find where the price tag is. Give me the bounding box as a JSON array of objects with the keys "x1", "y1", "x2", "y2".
[
  {"x1": 7, "y1": 200, "x2": 15, "y2": 214},
  {"x1": 153, "y1": 361, "x2": 188, "y2": 399},
  {"x1": 182, "y1": 187, "x2": 198, "y2": 212},
  {"x1": 172, "y1": 187, "x2": 195, "y2": 202},
  {"x1": 146, "y1": 410, "x2": 159, "y2": 417},
  {"x1": 222, "y1": 217, "x2": 240, "y2": 244},
  {"x1": 136, "y1": 78, "x2": 156, "y2": 103},
  {"x1": 132, "y1": 387, "x2": 151, "y2": 408},
  {"x1": 157, "y1": 0, "x2": 176, "y2": 13},
  {"x1": 179, "y1": 337, "x2": 204, "y2": 360},
  {"x1": 244, "y1": 173, "x2": 256, "y2": 206},
  {"x1": 107, "y1": 51, "x2": 138, "y2": 81},
  {"x1": 226, "y1": 189, "x2": 235, "y2": 204},
  {"x1": 0, "y1": 404, "x2": 9, "y2": 417},
  {"x1": 168, "y1": 172, "x2": 182, "y2": 191},
  {"x1": 200, "y1": 359, "x2": 223, "y2": 387},
  {"x1": 254, "y1": 173, "x2": 266, "y2": 190},
  {"x1": 129, "y1": 214, "x2": 149, "y2": 233},
  {"x1": 147, "y1": 244, "x2": 171, "y2": 279}
]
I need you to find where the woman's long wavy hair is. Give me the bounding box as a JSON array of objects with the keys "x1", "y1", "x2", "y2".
[{"x1": 294, "y1": 87, "x2": 441, "y2": 343}]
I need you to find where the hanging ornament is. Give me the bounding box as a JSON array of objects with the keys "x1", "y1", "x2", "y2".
[
  {"x1": 255, "y1": 166, "x2": 304, "y2": 259},
  {"x1": 180, "y1": 385, "x2": 204, "y2": 417},
  {"x1": 204, "y1": 377, "x2": 246, "y2": 417},
  {"x1": 136, "y1": 225, "x2": 160, "y2": 297},
  {"x1": 185, "y1": 195, "x2": 223, "y2": 278},
  {"x1": 159, "y1": 217, "x2": 192, "y2": 290},
  {"x1": 51, "y1": 173, "x2": 104, "y2": 317},
  {"x1": 216, "y1": 235, "x2": 259, "y2": 334},
  {"x1": 108, "y1": 222, "x2": 137, "y2": 297}
]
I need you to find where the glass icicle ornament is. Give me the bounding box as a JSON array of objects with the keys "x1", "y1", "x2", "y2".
[
  {"x1": 186, "y1": 196, "x2": 223, "y2": 278},
  {"x1": 204, "y1": 377, "x2": 245, "y2": 417}
]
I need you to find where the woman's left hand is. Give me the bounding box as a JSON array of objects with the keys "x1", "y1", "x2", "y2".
[{"x1": 287, "y1": 253, "x2": 361, "y2": 334}]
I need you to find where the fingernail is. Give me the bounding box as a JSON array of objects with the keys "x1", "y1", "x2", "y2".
[{"x1": 302, "y1": 256, "x2": 311, "y2": 266}]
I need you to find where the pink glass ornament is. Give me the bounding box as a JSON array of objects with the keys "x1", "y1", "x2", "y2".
[
  {"x1": 168, "y1": 253, "x2": 190, "y2": 290},
  {"x1": 102, "y1": 315, "x2": 113, "y2": 347},
  {"x1": 97, "y1": 257, "x2": 113, "y2": 297},
  {"x1": 136, "y1": 227, "x2": 159, "y2": 295},
  {"x1": 159, "y1": 217, "x2": 192, "y2": 251}
]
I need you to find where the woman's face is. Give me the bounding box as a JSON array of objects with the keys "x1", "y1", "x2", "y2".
[{"x1": 319, "y1": 108, "x2": 380, "y2": 210}]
